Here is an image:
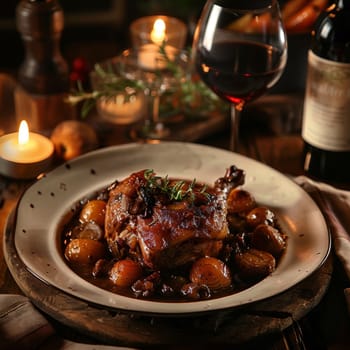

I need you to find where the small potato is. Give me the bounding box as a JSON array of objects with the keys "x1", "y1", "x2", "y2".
[
  {"x1": 190, "y1": 257, "x2": 232, "y2": 291},
  {"x1": 235, "y1": 249, "x2": 276, "y2": 281},
  {"x1": 79, "y1": 200, "x2": 106, "y2": 227},
  {"x1": 227, "y1": 189, "x2": 256, "y2": 214},
  {"x1": 246, "y1": 207, "x2": 275, "y2": 229},
  {"x1": 65, "y1": 238, "x2": 106, "y2": 265},
  {"x1": 109, "y1": 259, "x2": 143, "y2": 287},
  {"x1": 250, "y1": 224, "x2": 286, "y2": 257}
]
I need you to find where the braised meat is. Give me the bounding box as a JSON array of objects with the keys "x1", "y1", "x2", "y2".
[{"x1": 104, "y1": 166, "x2": 244, "y2": 270}]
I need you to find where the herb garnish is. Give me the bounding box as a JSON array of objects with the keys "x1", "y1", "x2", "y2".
[
  {"x1": 66, "y1": 45, "x2": 227, "y2": 119},
  {"x1": 144, "y1": 169, "x2": 209, "y2": 202}
]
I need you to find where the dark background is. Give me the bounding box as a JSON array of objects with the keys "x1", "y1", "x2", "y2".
[
  {"x1": 0, "y1": 0, "x2": 206, "y2": 75},
  {"x1": 0, "y1": 0, "x2": 306, "y2": 94}
]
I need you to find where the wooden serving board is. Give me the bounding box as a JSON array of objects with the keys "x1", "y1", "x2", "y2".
[{"x1": 4, "y1": 210, "x2": 332, "y2": 348}]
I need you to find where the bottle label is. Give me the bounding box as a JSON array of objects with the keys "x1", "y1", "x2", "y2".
[{"x1": 302, "y1": 50, "x2": 350, "y2": 151}]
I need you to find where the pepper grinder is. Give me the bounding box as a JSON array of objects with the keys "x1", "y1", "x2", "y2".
[{"x1": 15, "y1": 0, "x2": 74, "y2": 132}]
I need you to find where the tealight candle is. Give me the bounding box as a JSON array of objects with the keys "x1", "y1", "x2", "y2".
[
  {"x1": 130, "y1": 15, "x2": 187, "y2": 71},
  {"x1": 138, "y1": 43, "x2": 177, "y2": 71},
  {"x1": 97, "y1": 93, "x2": 146, "y2": 125},
  {"x1": 0, "y1": 120, "x2": 54, "y2": 179}
]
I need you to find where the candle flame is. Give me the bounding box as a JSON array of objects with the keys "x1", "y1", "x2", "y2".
[
  {"x1": 18, "y1": 120, "x2": 29, "y2": 145},
  {"x1": 150, "y1": 18, "x2": 166, "y2": 45},
  {"x1": 154, "y1": 19, "x2": 166, "y2": 33}
]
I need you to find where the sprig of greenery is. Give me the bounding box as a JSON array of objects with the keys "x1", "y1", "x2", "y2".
[
  {"x1": 144, "y1": 169, "x2": 209, "y2": 202},
  {"x1": 66, "y1": 68, "x2": 147, "y2": 118},
  {"x1": 66, "y1": 45, "x2": 228, "y2": 119}
]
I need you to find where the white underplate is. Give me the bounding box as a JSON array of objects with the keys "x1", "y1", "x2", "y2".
[{"x1": 14, "y1": 142, "x2": 330, "y2": 315}]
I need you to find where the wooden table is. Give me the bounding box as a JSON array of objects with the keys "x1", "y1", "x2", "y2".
[{"x1": 1, "y1": 80, "x2": 350, "y2": 349}]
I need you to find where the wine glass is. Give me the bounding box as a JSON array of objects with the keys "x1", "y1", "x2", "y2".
[
  {"x1": 119, "y1": 46, "x2": 189, "y2": 141},
  {"x1": 192, "y1": 0, "x2": 287, "y2": 151}
]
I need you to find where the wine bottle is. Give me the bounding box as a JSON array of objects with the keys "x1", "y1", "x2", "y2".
[{"x1": 301, "y1": 0, "x2": 350, "y2": 184}]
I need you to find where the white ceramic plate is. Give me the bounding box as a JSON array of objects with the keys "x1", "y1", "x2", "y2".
[{"x1": 14, "y1": 142, "x2": 330, "y2": 315}]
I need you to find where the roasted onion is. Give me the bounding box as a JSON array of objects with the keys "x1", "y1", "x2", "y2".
[
  {"x1": 227, "y1": 189, "x2": 256, "y2": 214},
  {"x1": 190, "y1": 257, "x2": 232, "y2": 291},
  {"x1": 250, "y1": 224, "x2": 286, "y2": 257},
  {"x1": 79, "y1": 199, "x2": 106, "y2": 227},
  {"x1": 234, "y1": 249, "x2": 276, "y2": 281},
  {"x1": 246, "y1": 207, "x2": 275, "y2": 229},
  {"x1": 64, "y1": 238, "x2": 106, "y2": 265},
  {"x1": 109, "y1": 259, "x2": 143, "y2": 287}
]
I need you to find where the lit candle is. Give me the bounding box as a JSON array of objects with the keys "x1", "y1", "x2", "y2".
[
  {"x1": 0, "y1": 120, "x2": 54, "y2": 179},
  {"x1": 150, "y1": 19, "x2": 166, "y2": 45},
  {"x1": 97, "y1": 93, "x2": 146, "y2": 125},
  {"x1": 138, "y1": 17, "x2": 178, "y2": 71},
  {"x1": 130, "y1": 15, "x2": 187, "y2": 50},
  {"x1": 130, "y1": 16, "x2": 187, "y2": 71}
]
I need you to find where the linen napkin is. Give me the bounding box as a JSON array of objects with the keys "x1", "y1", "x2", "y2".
[{"x1": 295, "y1": 176, "x2": 350, "y2": 309}]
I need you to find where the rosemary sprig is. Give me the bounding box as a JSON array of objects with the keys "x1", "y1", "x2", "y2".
[
  {"x1": 144, "y1": 169, "x2": 209, "y2": 202},
  {"x1": 66, "y1": 65, "x2": 147, "y2": 118},
  {"x1": 66, "y1": 45, "x2": 228, "y2": 119}
]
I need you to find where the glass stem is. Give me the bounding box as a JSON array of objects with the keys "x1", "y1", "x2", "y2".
[
  {"x1": 230, "y1": 104, "x2": 242, "y2": 152},
  {"x1": 144, "y1": 87, "x2": 157, "y2": 127},
  {"x1": 143, "y1": 86, "x2": 169, "y2": 138},
  {"x1": 152, "y1": 90, "x2": 161, "y2": 125}
]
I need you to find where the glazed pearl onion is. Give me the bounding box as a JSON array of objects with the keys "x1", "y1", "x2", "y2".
[
  {"x1": 227, "y1": 189, "x2": 256, "y2": 214},
  {"x1": 189, "y1": 257, "x2": 232, "y2": 290},
  {"x1": 79, "y1": 200, "x2": 106, "y2": 228},
  {"x1": 246, "y1": 207, "x2": 275, "y2": 228},
  {"x1": 109, "y1": 259, "x2": 143, "y2": 287},
  {"x1": 65, "y1": 238, "x2": 106, "y2": 265}
]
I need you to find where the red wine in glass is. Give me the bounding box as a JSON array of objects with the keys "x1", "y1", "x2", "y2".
[{"x1": 195, "y1": 41, "x2": 284, "y2": 107}]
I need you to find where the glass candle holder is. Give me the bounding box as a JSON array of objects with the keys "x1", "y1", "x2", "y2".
[{"x1": 90, "y1": 57, "x2": 146, "y2": 125}]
